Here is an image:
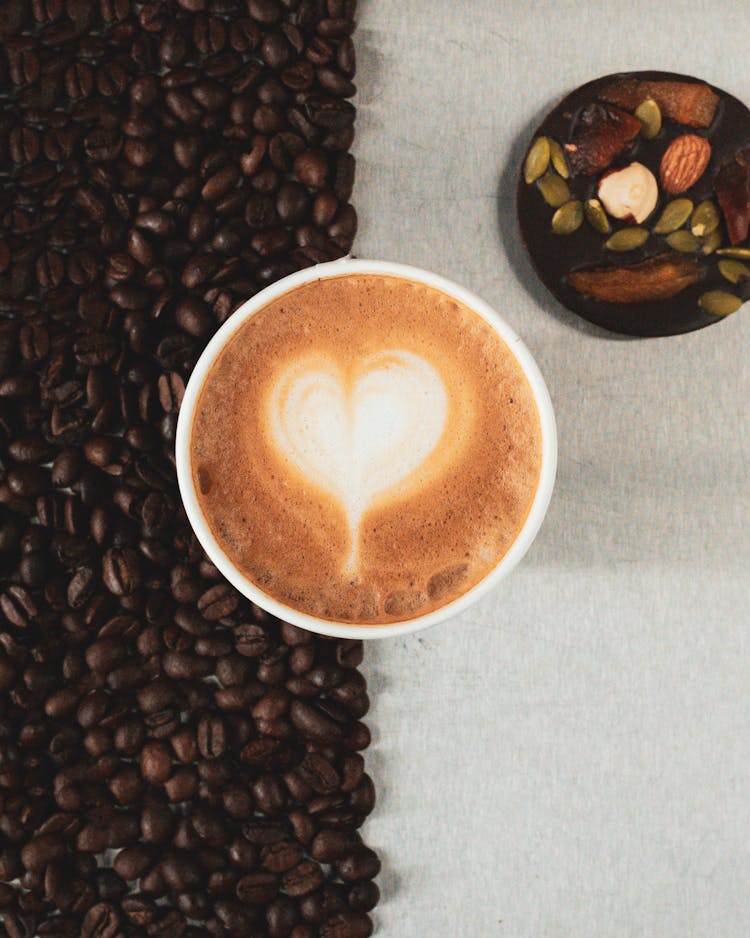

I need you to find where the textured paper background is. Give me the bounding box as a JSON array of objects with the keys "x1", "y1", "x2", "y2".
[{"x1": 352, "y1": 2, "x2": 750, "y2": 936}]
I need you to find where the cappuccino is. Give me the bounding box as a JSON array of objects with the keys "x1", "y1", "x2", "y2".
[{"x1": 190, "y1": 273, "x2": 542, "y2": 624}]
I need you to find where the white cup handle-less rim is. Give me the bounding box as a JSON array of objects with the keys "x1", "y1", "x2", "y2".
[{"x1": 175, "y1": 258, "x2": 558, "y2": 640}]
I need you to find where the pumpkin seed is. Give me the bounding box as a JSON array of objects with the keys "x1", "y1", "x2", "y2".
[
  {"x1": 718, "y1": 259, "x2": 750, "y2": 284},
  {"x1": 690, "y1": 200, "x2": 720, "y2": 237},
  {"x1": 716, "y1": 247, "x2": 750, "y2": 259},
  {"x1": 549, "y1": 139, "x2": 570, "y2": 179},
  {"x1": 666, "y1": 230, "x2": 700, "y2": 253},
  {"x1": 524, "y1": 137, "x2": 551, "y2": 184},
  {"x1": 551, "y1": 200, "x2": 583, "y2": 235},
  {"x1": 605, "y1": 227, "x2": 649, "y2": 251},
  {"x1": 698, "y1": 290, "x2": 743, "y2": 317},
  {"x1": 652, "y1": 198, "x2": 693, "y2": 235},
  {"x1": 701, "y1": 230, "x2": 722, "y2": 255},
  {"x1": 635, "y1": 98, "x2": 662, "y2": 140},
  {"x1": 537, "y1": 171, "x2": 570, "y2": 208},
  {"x1": 584, "y1": 198, "x2": 611, "y2": 235}
]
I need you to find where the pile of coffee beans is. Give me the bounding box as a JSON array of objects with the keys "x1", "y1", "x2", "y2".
[{"x1": 0, "y1": 0, "x2": 377, "y2": 934}]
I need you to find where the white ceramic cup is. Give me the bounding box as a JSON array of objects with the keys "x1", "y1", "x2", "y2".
[{"x1": 176, "y1": 258, "x2": 557, "y2": 640}]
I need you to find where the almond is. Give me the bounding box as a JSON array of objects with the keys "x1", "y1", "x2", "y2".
[{"x1": 659, "y1": 134, "x2": 711, "y2": 195}]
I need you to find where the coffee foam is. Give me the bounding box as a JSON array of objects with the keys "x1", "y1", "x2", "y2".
[
  {"x1": 191, "y1": 274, "x2": 542, "y2": 624},
  {"x1": 267, "y1": 349, "x2": 449, "y2": 573}
]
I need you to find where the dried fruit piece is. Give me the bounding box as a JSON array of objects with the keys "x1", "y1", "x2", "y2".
[
  {"x1": 549, "y1": 139, "x2": 569, "y2": 179},
  {"x1": 524, "y1": 137, "x2": 551, "y2": 184},
  {"x1": 699, "y1": 290, "x2": 742, "y2": 316},
  {"x1": 653, "y1": 198, "x2": 694, "y2": 234},
  {"x1": 584, "y1": 198, "x2": 611, "y2": 235},
  {"x1": 659, "y1": 134, "x2": 711, "y2": 195},
  {"x1": 666, "y1": 230, "x2": 700, "y2": 252},
  {"x1": 551, "y1": 200, "x2": 583, "y2": 235},
  {"x1": 537, "y1": 172, "x2": 571, "y2": 208},
  {"x1": 715, "y1": 160, "x2": 750, "y2": 245},
  {"x1": 599, "y1": 78, "x2": 720, "y2": 129},
  {"x1": 564, "y1": 103, "x2": 641, "y2": 176},
  {"x1": 700, "y1": 230, "x2": 722, "y2": 255},
  {"x1": 568, "y1": 252, "x2": 702, "y2": 303},
  {"x1": 718, "y1": 258, "x2": 750, "y2": 283},
  {"x1": 635, "y1": 98, "x2": 662, "y2": 139},
  {"x1": 690, "y1": 200, "x2": 720, "y2": 237},
  {"x1": 716, "y1": 246, "x2": 750, "y2": 258},
  {"x1": 605, "y1": 227, "x2": 649, "y2": 251},
  {"x1": 597, "y1": 162, "x2": 657, "y2": 224}
]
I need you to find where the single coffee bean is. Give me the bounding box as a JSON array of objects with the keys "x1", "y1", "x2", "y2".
[
  {"x1": 109, "y1": 766, "x2": 142, "y2": 804},
  {"x1": 262, "y1": 840, "x2": 303, "y2": 874},
  {"x1": 337, "y1": 848, "x2": 381, "y2": 882},
  {"x1": 277, "y1": 181, "x2": 310, "y2": 224},
  {"x1": 197, "y1": 583, "x2": 238, "y2": 620},
  {"x1": 81, "y1": 904, "x2": 122, "y2": 938},
  {"x1": 294, "y1": 150, "x2": 329, "y2": 188},
  {"x1": 202, "y1": 165, "x2": 240, "y2": 202},
  {"x1": 181, "y1": 253, "x2": 220, "y2": 289},
  {"x1": 290, "y1": 701, "x2": 343, "y2": 743},
  {"x1": 319, "y1": 911, "x2": 373, "y2": 938},
  {"x1": 347, "y1": 881, "x2": 379, "y2": 913},
  {"x1": 283, "y1": 860, "x2": 325, "y2": 897},
  {"x1": 140, "y1": 741, "x2": 172, "y2": 784},
  {"x1": 113, "y1": 845, "x2": 153, "y2": 881},
  {"x1": 236, "y1": 871, "x2": 280, "y2": 904},
  {"x1": 175, "y1": 297, "x2": 212, "y2": 338},
  {"x1": 102, "y1": 546, "x2": 140, "y2": 595},
  {"x1": 161, "y1": 851, "x2": 203, "y2": 891},
  {"x1": 266, "y1": 895, "x2": 299, "y2": 936},
  {"x1": 248, "y1": 0, "x2": 281, "y2": 24},
  {"x1": 140, "y1": 804, "x2": 174, "y2": 845},
  {"x1": 197, "y1": 715, "x2": 227, "y2": 759},
  {"x1": 85, "y1": 637, "x2": 124, "y2": 672},
  {"x1": 311, "y1": 830, "x2": 356, "y2": 863},
  {"x1": 20, "y1": 835, "x2": 65, "y2": 873}
]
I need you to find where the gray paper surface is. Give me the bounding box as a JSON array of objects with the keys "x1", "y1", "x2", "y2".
[{"x1": 354, "y1": 2, "x2": 750, "y2": 935}]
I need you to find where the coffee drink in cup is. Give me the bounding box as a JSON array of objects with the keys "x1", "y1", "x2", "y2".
[{"x1": 189, "y1": 273, "x2": 543, "y2": 624}]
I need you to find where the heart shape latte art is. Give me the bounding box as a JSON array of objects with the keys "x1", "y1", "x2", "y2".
[{"x1": 268, "y1": 350, "x2": 448, "y2": 572}]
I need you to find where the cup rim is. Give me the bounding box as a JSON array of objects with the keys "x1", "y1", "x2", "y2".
[{"x1": 176, "y1": 257, "x2": 557, "y2": 639}]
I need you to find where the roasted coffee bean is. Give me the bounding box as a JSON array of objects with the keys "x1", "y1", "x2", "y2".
[
  {"x1": 81, "y1": 904, "x2": 122, "y2": 938},
  {"x1": 202, "y1": 165, "x2": 240, "y2": 202},
  {"x1": 294, "y1": 149, "x2": 329, "y2": 188},
  {"x1": 337, "y1": 848, "x2": 380, "y2": 882},
  {"x1": 262, "y1": 839, "x2": 303, "y2": 873},
  {"x1": 284, "y1": 860, "x2": 325, "y2": 897},
  {"x1": 140, "y1": 741, "x2": 172, "y2": 784},
  {"x1": 175, "y1": 297, "x2": 212, "y2": 337},
  {"x1": 236, "y1": 871, "x2": 280, "y2": 903},
  {"x1": 197, "y1": 583, "x2": 238, "y2": 620},
  {"x1": 20, "y1": 835, "x2": 65, "y2": 873},
  {"x1": 102, "y1": 546, "x2": 140, "y2": 595},
  {"x1": 161, "y1": 852, "x2": 203, "y2": 891},
  {"x1": 277, "y1": 181, "x2": 310, "y2": 224},
  {"x1": 253, "y1": 773, "x2": 287, "y2": 815},
  {"x1": 291, "y1": 701, "x2": 343, "y2": 743},
  {"x1": 140, "y1": 804, "x2": 174, "y2": 845},
  {"x1": 196, "y1": 715, "x2": 227, "y2": 759},
  {"x1": 113, "y1": 845, "x2": 152, "y2": 881},
  {"x1": 320, "y1": 911, "x2": 373, "y2": 938},
  {"x1": 249, "y1": 0, "x2": 281, "y2": 24}
]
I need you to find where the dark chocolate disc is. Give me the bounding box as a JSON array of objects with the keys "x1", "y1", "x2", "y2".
[{"x1": 516, "y1": 71, "x2": 750, "y2": 336}]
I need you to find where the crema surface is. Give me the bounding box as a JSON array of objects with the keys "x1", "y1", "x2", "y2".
[{"x1": 191, "y1": 274, "x2": 542, "y2": 624}]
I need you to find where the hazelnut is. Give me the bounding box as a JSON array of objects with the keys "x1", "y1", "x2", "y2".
[{"x1": 597, "y1": 162, "x2": 658, "y2": 224}]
